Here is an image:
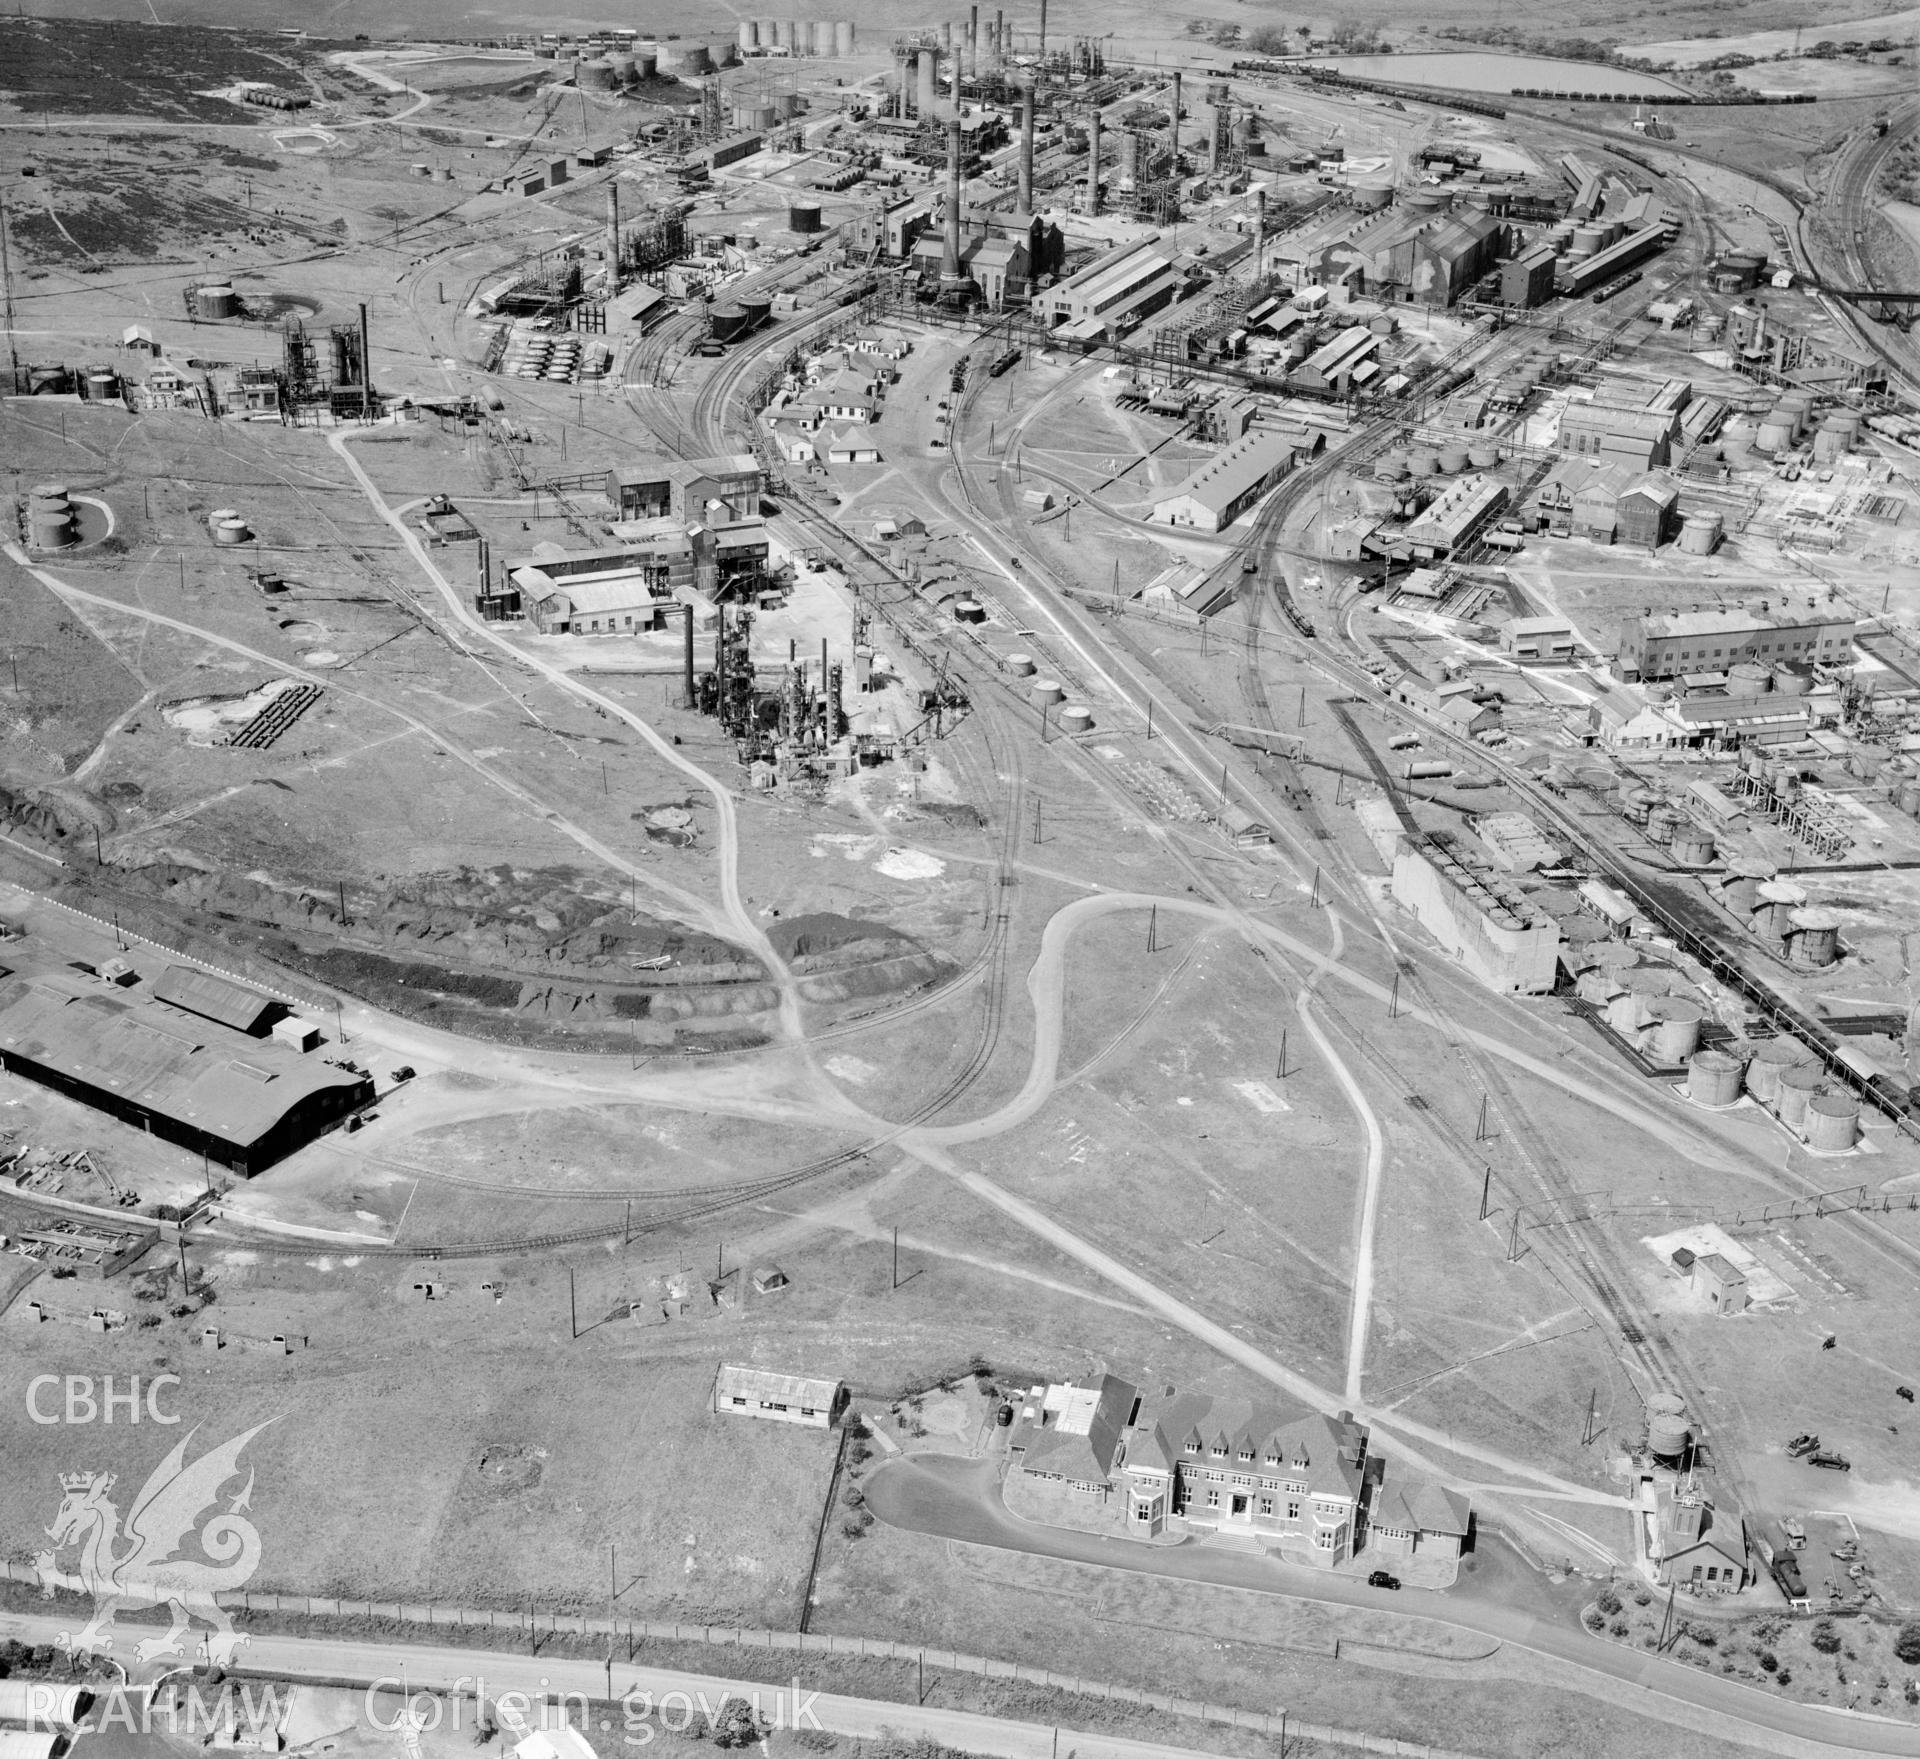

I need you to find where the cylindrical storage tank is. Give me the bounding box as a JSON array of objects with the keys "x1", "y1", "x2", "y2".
[
  {"x1": 773, "y1": 18, "x2": 794, "y2": 46},
  {"x1": 1606, "y1": 992, "x2": 1649, "y2": 1033},
  {"x1": 776, "y1": 91, "x2": 803, "y2": 117},
  {"x1": 1406, "y1": 450, "x2": 1439, "y2": 478},
  {"x1": 788, "y1": 199, "x2": 823, "y2": 233},
  {"x1": 1805, "y1": 1092, "x2": 1860, "y2": 1152},
  {"x1": 1755, "y1": 417, "x2": 1794, "y2": 454},
  {"x1": 30, "y1": 480, "x2": 70, "y2": 502},
  {"x1": 30, "y1": 509, "x2": 75, "y2": 548},
  {"x1": 1776, "y1": 1063, "x2": 1825, "y2": 1132},
  {"x1": 1772, "y1": 664, "x2": 1809, "y2": 697},
  {"x1": 1717, "y1": 878, "x2": 1762, "y2": 923},
  {"x1": 1687, "y1": 1049, "x2": 1744, "y2": 1108},
  {"x1": 707, "y1": 303, "x2": 748, "y2": 341},
  {"x1": 1678, "y1": 512, "x2": 1721, "y2": 555},
  {"x1": 1058, "y1": 705, "x2": 1094, "y2": 733},
  {"x1": 214, "y1": 517, "x2": 251, "y2": 545},
  {"x1": 953, "y1": 597, "x2": 986, "y2": 624},
  {"x1": 208, "y1": 507, "x2": 239, "y2": 532},
  {"x1": 609, "y1": 52, "x2": 637, "y2": 83},
  {"x1": 1351, "y1": 176, "x2": 1392, "y2": 211},
  {"x1": 1591, "y1": 940, "x2": 1638, "y2": 973},
  {"x1": 1896, "y1": 778, "x2": 1920, "y2": 817},
  {"x1": 1787, "y1": 908, "x2": 1839, "y2": 967},
  {"x1": 713, "y1": 39, "x2": 740, "y2": 66},
  {"x1": 634, "y1": 49, "x2": 657, "y2": 77},
  {"x1": 1004, "y1": 652, "x2": 1036, "y2": 677},
  {"x1": 1466, "y1": 444, "x2": 1500, "y2": 470},
  {"x1": 1745, "y1": 1036, "x2": 1812, "y2": 1104},
  {"x1": 1753, "y1": 879, "x2": 1805, "y2": 937},
  {"x1": 1728, "y1": 660, "x2": 1771, "y2": 694},
  {"x1": 1403, "y1": 189, "x2": 1445, "y2": 213},
  {"x1": 1650, "y1": 998, "x2": 1704, "y2": 1064},
  {"x1": 670, "y1": 42, "x2": 714, "y2": 74},
  {"x1": 1813, "y1": 422, "x2": 1847, "y2": 463},
  {"x1": 1644, "y1": 807, "x2": 1677, "y2": 846},
  {"x1": 1672, "y1": 827, "x2": 1715, "y2": 866},
  {"x1": 1436, "y1": 446, "x2": 1470, "y2": 476},
  {"x1": 835, "y1": 21, "x2": 854, "y2": 54},
  {"x1": 579, "y1": 58, "x2": 618, "y2": 90},
  {"x1": 1570, "y1": 224, "x2": 1606, "y2": 256},
  {"x1": 1030, "y1": 677, "x2": 1065, "y2": 706},
  {"x1": 194, "y1": 282, "x2": 237, "y2": 320},
  {"x1": 87, "y1": 368, "x2": 120, "y2": 399},
  {"x1": 740, "y1": 294, "x2": 771, "y2": 330},
  {"x1": 737, "y1": 19, "x2": 758, "y2": 48},
  {"x1": 1647, "y1": 1395, "x2": 1690, "y2": 1461}
]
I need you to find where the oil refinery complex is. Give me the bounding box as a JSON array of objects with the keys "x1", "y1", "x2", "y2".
[{"x1": 6, "y1": 10, "x2": 1920, "y2": 1758}]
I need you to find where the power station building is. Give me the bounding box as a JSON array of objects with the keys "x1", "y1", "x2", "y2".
[
  {"x1": 0, "y1": 965, "x2": 370, "y2": 1177},
  {"x1": 1615, "y1": 607, "x2": 1854, "y2": 683}
]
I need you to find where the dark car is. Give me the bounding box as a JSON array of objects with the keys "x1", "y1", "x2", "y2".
[
  {"x1": 1808, "y1": 1451, "x2": 1852, "y2": 1471},
  {"x1": 1367, "y1": 1570, "x2": 1400, "y2": 1590},
  {"x1": 392, "y1": 1065, "x2": 416, "y2": 1082},
  {"x1": 996, "y1": 1404, "x2": 1014, "y2": 1427},
  {"x1": 1898, "y1": 1386, "x2": 1915, "y2": 1403}
]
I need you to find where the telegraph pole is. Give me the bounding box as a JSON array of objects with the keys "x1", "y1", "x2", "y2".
[{"x1": 0, "y1": 190, "x2": 18, "y2": 386}]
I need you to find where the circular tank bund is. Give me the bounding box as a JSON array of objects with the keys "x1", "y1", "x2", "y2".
[
  {"x1": 1005, "y1": 652, "x2": 1036, "y2": 677},
  {"x1": 1649, "y1": 999, "x2": 1704, "y2": 1064},
  {"x1": 1745, "y1": 1037, "x2": 1813, "y2": 1103},
  {"x1": 788, "y1": 201, "x2": 823, "y2": 233},
  {"x1": 1775, "y1": 1064, "x2": 1824, "y2": 1131},
  {"x1": 1030, "y1": 678, "x2": 1065, "y2": 705},
  {"x1": 1805, "y1": 1094, "x2": 1860, "y2": 1153},
  {"x1": 1058, "y1": 705, "x2": 1094, "y2": 733},
  {"x1": 1687, "y1": 1049, "x2": 1744, "y2": 1107}
]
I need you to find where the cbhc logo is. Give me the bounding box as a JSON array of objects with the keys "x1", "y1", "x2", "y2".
[{"x1": 26, "y1": 1375, "x2": 181, "y2": 1425}]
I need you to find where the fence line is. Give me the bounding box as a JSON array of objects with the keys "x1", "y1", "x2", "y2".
[{"x1": 2, "y1": 1564, "x2": 1482, "y2": 1757}]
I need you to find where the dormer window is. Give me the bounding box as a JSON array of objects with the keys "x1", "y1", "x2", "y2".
[
  {"x1": 1210, "y1": 1442, "x2": 1228, "y2": 1458},
  {"x1": 1236, "y1": 1448, "x2": 1255, "y2": 1462}
]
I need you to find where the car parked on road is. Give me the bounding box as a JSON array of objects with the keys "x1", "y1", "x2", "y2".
[{"x1": 1367, "y1": 1570, "x2": 1400, "y2": 1590}]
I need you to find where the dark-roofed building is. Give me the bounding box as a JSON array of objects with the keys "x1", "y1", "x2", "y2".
[
  {"x1": 1009, "y1": 1369, "x2": 1470, "y2": 1570},
  {"x1": 0, "y1": 968, "x2": 370, "y2": 1176},
  {"x1": 152, "y1": 965, "x2": 277, "y2": 1035}
]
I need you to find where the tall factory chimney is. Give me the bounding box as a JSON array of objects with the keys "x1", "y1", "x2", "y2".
[
  {"x1": 1018, "y1": 79, "x2": 1035, "y2": 211},
  {"x1": 968, "y1": 3, "x2": 978, "y2": 79},
  {"x1": 1169, "y1": 71, "x2": 1181, "y2": 159},
  {"x1": 941, "y1": 117, "x2": 966, "y2": 288},
  {"x1": 606, "y1": 181, "x2": 621, "y2": 291},
  {"x1": 1252, "y1": 184, "x2": 1267, "y2": 273},
  {"x1": 358, "y1": 300, "x2": 371, "y2": 419},
  {"x1": 1038, "y1": 0, "x2": 1048, "y2": 62},
  {"x1": 1087, "y1": 109, "x2": 1102, "y2": 216},
  {"x1": 993, "y1": 8, "x2": 1004, "y2": 69},
  {"x1": 918, "y1": 48, "x2": 936, "y2": 119}
]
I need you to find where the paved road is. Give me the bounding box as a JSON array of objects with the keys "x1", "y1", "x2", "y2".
[
  {"x1": 0, "y1": 1611, "x2": 1307, "y2": 1759},
  {"x1": 865, "y1": 1454, "x2": 1920, "y2": 1758}
]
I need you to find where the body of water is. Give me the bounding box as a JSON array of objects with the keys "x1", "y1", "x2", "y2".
[{"x1": 1311, "y1": 51, "x2": 1690, "y2": 99}]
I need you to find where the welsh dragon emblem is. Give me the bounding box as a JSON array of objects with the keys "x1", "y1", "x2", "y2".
[{"x1": 33, "y1": 1423, "x2": 272, "y2": 1667}]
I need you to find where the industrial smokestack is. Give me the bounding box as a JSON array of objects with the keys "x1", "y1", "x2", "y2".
[
  {"x1": 1087, "y1": 109, "x2": 1101, "y2": 216},
  {"x1": 941, "y1": 19, "x2": 952, "y2": 50},
  {"x1": 606, "y1": 181, "x2": 621, "y2": 291},
  {"x1": 968, "y1": 3, "x2": 978, "y2": 79},
  {"x1": 942, "y1": 116, "x2": 965, "y2": 285},
  {"x1": 1018, "y1": 79, "x2": 1034, "y2": 211},
  {"x1": 1169, "y1": 71, "x2": 1181, "y2": 159},
  {"x1": 918, "y1": 48, "x2": 936, "y2": 119},
  {"x1": 1252, "y1": 185, "x2": 1267, "y2": 274},
  {"x1": 358, "y1": 300, "x2": 371, "y2": 419},
  {"x1": 1038, "y1": 0, "x2": 1047, "y2": 61},
  {"x1": 993, "y1": 8, "x2": 1003, "y2": 69}
]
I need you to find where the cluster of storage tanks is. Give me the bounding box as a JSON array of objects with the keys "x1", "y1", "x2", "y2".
[
  {"x1": 737, "y1": 20, "x2": 857, "y2": 54},
  {"x1": 1750, "y1": 386, "x2": 1862, "y2": 461},
  {"x1": 578, "y1": 48, "x2": 660, "y2": 85},
  {"x1": 26, "y1": 482, "x2": 79, "y2": 550},
  {"x1": 1373, "y1": 442, "x2": 1502, "y2": 482},
  {"x1": 1617, "y1": 784, "x2": 1718, "y2": 866},
  {"x1": 1686, "y1": 1034, "x2": 1863, "y2": 1151},
  {"x1": 207, "y1": 507, "x2": 254, "y2": 546},
  {"x1": 1572, "y1": 950, "x2": 1710, "y2": 1067},
  {"x1": 1711, "y1": 867, "x2": 1841, "y2": 968}
]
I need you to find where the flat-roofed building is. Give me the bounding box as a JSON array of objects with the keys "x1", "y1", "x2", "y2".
[{"x1": 1617, "y1": 606, "x2": 1854, "y2": 682}]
